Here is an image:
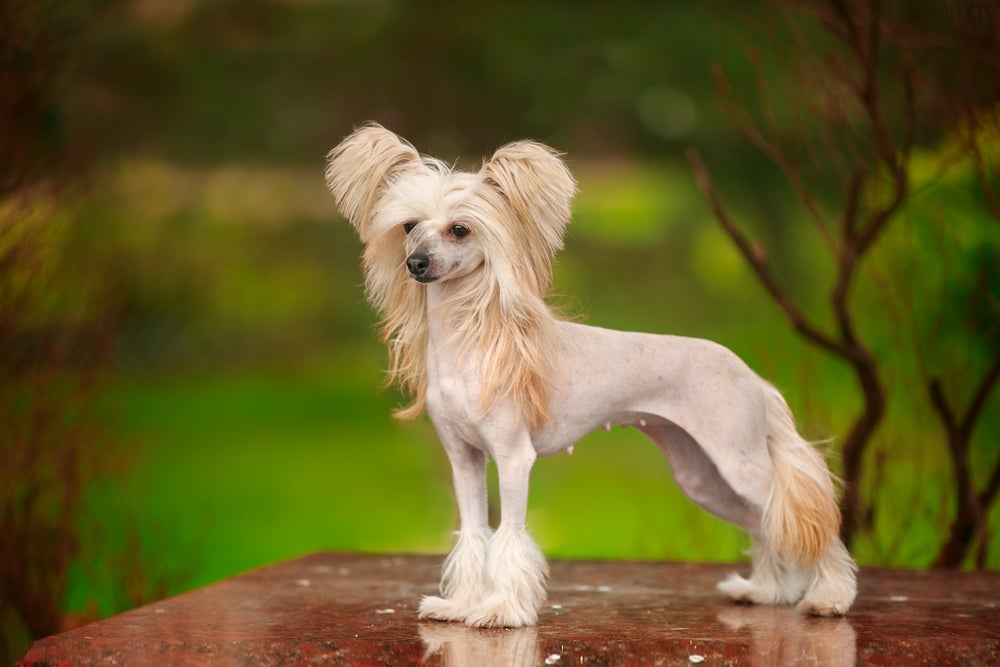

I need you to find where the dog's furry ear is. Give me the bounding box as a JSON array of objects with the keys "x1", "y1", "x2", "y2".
[
  {"x1": 325, "y1": 123, "x2": 420, "y2": 241},
  {"x1": 481, "y1": 141, "x2": 576, "y2": 253}
]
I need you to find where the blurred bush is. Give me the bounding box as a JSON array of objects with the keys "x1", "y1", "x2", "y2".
[{"x1": 0, "y1": 190, "x2": 120, "y2": 657}]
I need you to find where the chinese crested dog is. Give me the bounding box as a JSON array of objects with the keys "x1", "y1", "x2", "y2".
[{"x1": 324, "y1": 123, "x2": 857, "y2": 628}]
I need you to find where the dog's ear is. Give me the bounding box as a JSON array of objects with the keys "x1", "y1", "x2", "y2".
[
  {"x1": 481, "y1": 141, "x2": 576, "y2": 253},
  {"x1": 325, "y1": 123, "x2": 420, "y2": 241}
]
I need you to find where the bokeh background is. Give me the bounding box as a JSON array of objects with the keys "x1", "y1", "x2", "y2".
[{"x1": 3, "y1": 0, "x2": 999, "y2": 660}]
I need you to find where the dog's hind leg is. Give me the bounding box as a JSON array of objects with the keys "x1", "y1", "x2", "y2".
[
  {"x1": 718, "y1": 524, "x2": 856, "y2": 616},
  {"x1": 719, "y1": 383, "x2": 857, "y2": 615},
  {"x1": 796, "y1": 535, "x2": 857, "y2": 616},
  {"x1": 637, "y1": 412, "x2": 854, "y2": 613},
  {"x1": 464, "y1": 435, "x2": 548, "y2": 628},
  {"x1": 637, "y1": 417, "x2": 765, "y2": 538},
  {"x1": 419, "y1": 442, "x2": 491, "y2": 623},
  {"x1": 716, "y1": 544, "x2": 810, "y2": 607}
]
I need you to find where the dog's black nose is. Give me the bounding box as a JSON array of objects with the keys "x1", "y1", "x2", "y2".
[{"x1": 406, "y1": 252, "x2": 430, "y2": 277}]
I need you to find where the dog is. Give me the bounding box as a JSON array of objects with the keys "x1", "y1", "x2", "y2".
[{"x1": 324, "y1": 123, "x2": 858, "y2": 628}]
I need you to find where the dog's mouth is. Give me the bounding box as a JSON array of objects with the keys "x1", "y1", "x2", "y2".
[
  {"x1": 406, "y1": 256, "x2": 469, "y2": 284},
  {"x1": 409, "y1": 271, "x2": 438, "y2": 284}
]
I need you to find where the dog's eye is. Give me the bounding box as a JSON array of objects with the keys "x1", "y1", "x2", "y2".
[
  {"x1": 402, "y1": 221, "x2": 418, "y2": 235},
  {"x1": 450, "y1": 224, "x2": 470, "y2": 238}
]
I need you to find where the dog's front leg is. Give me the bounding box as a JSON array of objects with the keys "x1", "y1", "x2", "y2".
[
  {"x1": 465, "y1": 435, "x2": 548, "y2": 628},
  {"x1": 419, "y1": 441, "x2": 491, "y2": 623}
]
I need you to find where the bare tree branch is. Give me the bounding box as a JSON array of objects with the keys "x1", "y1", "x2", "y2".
[
  {"x1": 694, "y1": 0, "x2": 1000, "y2": 558},
  {"x1": 735, "y1": 122, "x2": 837, "y2": 253},
  {"x1": 931, "y1": 344, "x2": 1000, "y2": 567},
  {"x1": 687, "y1": 149, "x2": 847, "y2": 360},
  {"x1": 967, "y1": 129, "x2": 1000, "y2": 226},
  {"x1": 691, "y1": 0, "x2": 925, "y2": 546},
  {"x1": 842, "y1": 166, "x2": 866, "y2": 242},
  {"x1": 928, "y1": 379, "x2": 958, "y2": 438},
  {"x1": 980, "y1": 453, "x2": 1000, "y2": 514},
  {"x1": 960, "y1": 347, "x2": 1000, "y2": 441}
]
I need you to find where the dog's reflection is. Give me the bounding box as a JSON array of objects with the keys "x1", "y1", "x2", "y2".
[
  {"x1": 419, "y1": 622, "x2": 539, "y2": 667},
  {"x1": 718, "y1": 606, "x2": 857, "y2": 666},
  {"x1": 417, "y1": 606, "x2": 854, "y2": 666}
]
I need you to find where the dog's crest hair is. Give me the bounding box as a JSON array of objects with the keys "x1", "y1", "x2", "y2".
[{"x1": 325, "y1": 123, "x2": 576, "y2": 430}]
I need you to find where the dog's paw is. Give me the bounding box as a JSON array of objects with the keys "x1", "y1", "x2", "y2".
[
  {"x1": 716, "y1": 573, "x2": 758, "y2": 604},
  {"x1": 418, "y1": 595, "x2": 469, "y2": 623},
  {"x1": 797, "y1": 598, "x2": 849, "y2": 617},
  {"x1": 463, "y1": 596, "x2": 538, "y2": 628},
  {"x1": 717, "y1": 571, "x2": 809, "y2": 607},
  {"x1": 797, "y1": 579, "x2": 856, "y2": 617}
]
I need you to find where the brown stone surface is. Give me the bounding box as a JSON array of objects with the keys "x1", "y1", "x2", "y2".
[{"x1": 17, "y1": 553, "x2": 1000, "y2": 666}]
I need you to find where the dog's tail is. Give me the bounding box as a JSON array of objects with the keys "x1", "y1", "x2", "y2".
[{"x1": 760, "y1": 381, "x2": 841, "y2": 565}]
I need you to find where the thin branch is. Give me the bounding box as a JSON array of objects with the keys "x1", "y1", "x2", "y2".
[
  {"x1": 854, "y1": 85, "x2": 909, "y2": 259},
  {"x1": 980, "y1": 453, "x2": 1000, "y2": 509},
  {"x1": 930, "y1": 343, "x2": 1000, "y2": 567},
  {"x1": 842, "y1": 166, "x2": 866, "y2": 243},
  {"x1": 931, "y1": 345, "x2": 1000, "y2": 443},
  {"x1": 967, "y1": 131, "x2": 1000, "y2": 226},
  {"x1": 687, "y1": 148, "x2": 847, "y2": 359},
  {"x1": 928, "y1": 378, "x2": 959, "y2": 438},
  {"x1": 960, "y1": 346, "x2": 1000, "y2": 440},
  {"x1": 866, "y1": 0, "x2": 882, "y2": 84},
  {"x1": 736, "y1": 122, "x2": 837, "y2": 252},
  {"x1": 717, "y1": 15, "x2": 840, "y2": 257},
  {"x1": 828, "y1": 0, "x2": 865, "y2": 63},
  {"x1": 900, "y1": 55, "x2": 917, "y2": 164}
]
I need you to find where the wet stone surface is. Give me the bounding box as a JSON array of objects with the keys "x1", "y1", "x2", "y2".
[{"x1": 18, "y1": 553, "x2": 1000, "y2": 666}]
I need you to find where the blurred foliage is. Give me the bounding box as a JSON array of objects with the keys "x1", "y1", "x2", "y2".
[
  {"x1": 3, "y1": 0, "x2": 999, "y2": 659},
  {"x1": 0, "y1": 0, "x2": 87, "y2": 196},
  {"x1": 857, "y1": 123, "x2": 1000, "y2": 564},
  {"x1": 2, "y1": 1, "x2": 116, "y2": 662},
  {"x1": 73, "y1": 0, "x2": 750, "y2": 161},
  {"x1": 694, "y1": 0, "x2": 1000, "y2": 555},
  {"x1": 0, "y1": 188, "x2": 125, "y2": 661}
]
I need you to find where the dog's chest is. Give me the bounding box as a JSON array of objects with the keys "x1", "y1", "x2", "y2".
[
  {"x1": 426, "y1": 371, "x2": 473, "y2": 416},
  {"x1": 425, "y1": 373, "x2": 490, "y2": 447}
]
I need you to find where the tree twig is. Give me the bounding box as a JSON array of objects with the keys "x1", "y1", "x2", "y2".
[{"x1": 687, "y1": 148, "x2": 847, "y2": 360}]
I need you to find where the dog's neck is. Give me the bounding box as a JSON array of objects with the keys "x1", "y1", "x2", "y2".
[
  {"x1": 420, "y1": 271, "x2": 507, "y2": 338},
  {"x1": 420, "y1": 279, "x2": 476, "y2": 392},
  {"x1": 416, "y1": 268, "x2": 559, "y2": 432},
  {"x1": 422, "y1": 279, "x2": 461, "y2": 343}
]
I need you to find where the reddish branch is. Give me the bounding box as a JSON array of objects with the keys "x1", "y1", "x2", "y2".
[
  {"x1": 688, "y1": 149, "x2": 888, "y2": 545},
  {"x1": 927, "y1": 113, "x2": 1000, "y2": 567},
  {"x1": 930, "y1": 348, "x2": 1000, "y2": 567},
  {"x1": 688, "y1": 0, "x2": 917, "y2": 545}
]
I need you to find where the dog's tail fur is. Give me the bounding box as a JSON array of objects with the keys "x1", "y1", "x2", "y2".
[{"x1": 760, "y1": 382, "x2": 841, "y2": 565}]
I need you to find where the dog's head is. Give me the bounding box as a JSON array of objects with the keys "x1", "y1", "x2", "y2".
[
  {"x1": 325, "y1": 123, "x2": 576, "y2": 297},
  {"x1": 325, "y1": 123, "x2": 574, "y2": 427}
]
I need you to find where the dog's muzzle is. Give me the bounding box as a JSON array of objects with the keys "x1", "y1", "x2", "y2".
[{"x1": 406, "y1": 252, "x2": 435, "y2": 282}]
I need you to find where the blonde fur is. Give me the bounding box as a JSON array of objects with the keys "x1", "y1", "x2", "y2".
[
  {"x1": 326, "y1": 125, "x2": 574, "y2": 429},
  {"x1": 325, "y1": 123, "x2": 857, "y2": 627},
  {"x1": 761, "y1": 382, "x2": 841, "y2": 565}
]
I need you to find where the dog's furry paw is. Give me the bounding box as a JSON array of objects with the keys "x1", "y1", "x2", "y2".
[
  {"x1": 797, "y1": 598, "x2": 849, "y2": 617},
  {"x1": 797, "y1": 579, "x2": 856, "y2": 617},
  {"x1": 717, "y1": 572, "x2": 803, "y2": 606},
  {"x1": 418, "y1": 595, "x2": 469, "y2": 623},
  {"x1": 717, "y1": 573, "x2": 761, "y2": 604},
  {"x1": 463, "y1": 596, "x2": 538, "y2": 628}
]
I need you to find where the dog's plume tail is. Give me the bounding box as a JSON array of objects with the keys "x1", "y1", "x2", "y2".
[{"x1": 761, "y1": 382, "x2": 841, "y2": 565}]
